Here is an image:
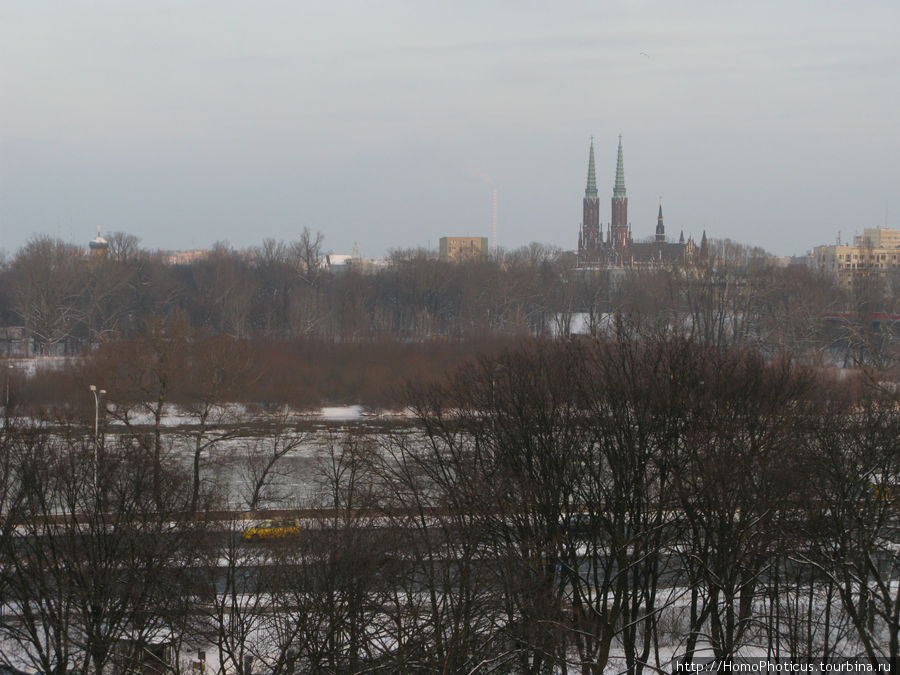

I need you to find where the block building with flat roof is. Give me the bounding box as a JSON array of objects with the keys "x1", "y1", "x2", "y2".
[
  {"x1": 439, "y1": 236, "x2": 489, "y2": 262},
  {"x1": 811, "y1": 228, "x2": 900, "y2": 286}
]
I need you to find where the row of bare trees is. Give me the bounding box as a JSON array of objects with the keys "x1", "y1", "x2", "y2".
[
  {"x1": 2, "y1": 232, "x2": 571, "y2": 350},
  {"x1": 0, "y1": 422, "x2": 204, "y2": 674},
  {"x1": 4, "y1": 232, "x2": 898, "y2": 361},
  {"x1": 0, "y1": 333, "x2": 898, "y2": 672},
  {"x1": 368, "y1": 336, "x2": 897, "y2": 672}
]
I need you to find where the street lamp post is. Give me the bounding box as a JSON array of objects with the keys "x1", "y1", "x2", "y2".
[
  {"x1": 5, "y1": 364, "x2": 12, "y2": 407},
  {"x1": 89, "y1": 385, "x2": 106, "y2": 492},
  {"x1": 4, "y1": 363, "x2": 13, "y2": 430}
]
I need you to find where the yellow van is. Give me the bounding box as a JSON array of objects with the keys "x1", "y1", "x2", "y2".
[{"x1": 242, "y1": 519, "x2": 302, "y2": 541}]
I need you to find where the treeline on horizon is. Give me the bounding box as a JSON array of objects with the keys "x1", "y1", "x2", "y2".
[{"x1": 2, "y1": 228, "x2": 900, "y2": 411}]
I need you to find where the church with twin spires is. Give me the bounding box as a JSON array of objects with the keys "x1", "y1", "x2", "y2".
[{"x1": 577, "y1": 136, "x2": 706, "y2": 268}]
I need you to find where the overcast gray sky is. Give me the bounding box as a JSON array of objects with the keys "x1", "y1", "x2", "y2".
[{"x1": 1, "y1": 1, "x2": 898, "y2": 258}]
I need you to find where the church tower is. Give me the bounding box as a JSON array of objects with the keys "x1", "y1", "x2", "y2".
[
  {"x1": 609, "y1": 135, "x2": 631, "y2": 259},
  {"x1": 89, "y1": 226, "x2": 109, "y2": 259},
  {"x1": 578, "y1": 138, "x2": 601, "y2": 262},
  {"x1": 655, "y1": 199, "x2": 665, "y2": 243}
]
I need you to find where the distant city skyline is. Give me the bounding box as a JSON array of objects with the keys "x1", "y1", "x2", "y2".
[{"x1": 2, "y1": 1, "x2": 898, "y2": 258}]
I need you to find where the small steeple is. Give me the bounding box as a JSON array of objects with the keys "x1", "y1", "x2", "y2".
[
  {"x1": 655, "y1": 198, "x2": 665, "y2": 243},
  {"x1": 679, "y1": 230, "x2": 685, "y2": 245},
  {"x1": 613, "y1": 134, "x2": 626, "y2": 198},
  {"x1": 585, "y1": 137, "x2": 598, "y2": 199}
]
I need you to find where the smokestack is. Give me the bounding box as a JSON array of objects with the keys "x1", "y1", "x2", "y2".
[{"x1": 492, "y1": 188, "x2": 498, "y2": 253}]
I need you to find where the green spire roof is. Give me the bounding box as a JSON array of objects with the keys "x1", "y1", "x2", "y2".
[
  {"x1": 585, "y1": 137, "x2": 598, "y2": 199},
  {"x1": 613, "y1": 134, "x2": 626, "y2": 198}
]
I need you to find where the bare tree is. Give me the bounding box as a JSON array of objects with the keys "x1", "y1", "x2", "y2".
[
  {"x1": 9, "y1": 236, "x2": 87, "y2": 355},
  {"x1": 96, "y1": 316, "x2": 190, "y2": 505},
  {"x1": 376, "y1": 405, "x2": 506, "y2": 672},
  {"x1": 0, "y1": 418, "x2": 203, "y2": 674},
  {"x1": 668, "y1": 349, "x2": 811, "y2": 664},
  {"x1": 238, "y1": 414, "x2": 310, "y2": 511},
  {"x1": 800, "y1": 381, "x2": 900, "y2": 668},
  {"x1": 291, "y1": 227, "x2": 326, "y2": 290},
  {"x1": 177, "y1": 333, "x2": 256, "y2": 513},
  {"x1": 571, "y1": 334, "x2": 695, "y2": 674},
  {"x1": 198, "y1": 519, "x2": 274, "y2": 675},
  {"x1": 256, "y1": 433, "x2": 388, "y2": 673},
  {"x1": 187, "y1": 245, "x2": 257, "y2": 338},
  {"x1": 80, "y1": 254, "x2": 140, "y2": 349},
  {"x1": 250, "y1": 238, "x2": 295, "y2": 337},
  {"x1": 402, "y1": 341, "x2": 596, "y2": 672},
  {"x1": 105, "y1": 232, "x2": 141, "y2": 263}
]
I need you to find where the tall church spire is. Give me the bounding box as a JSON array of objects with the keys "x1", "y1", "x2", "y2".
[
  {"x1": 578, "y1": 137, "x2": 601, "y2": 263},
  {"x1": 613, "y1": 134, "x2": 626, "y2": 198},
  {"x1": 610, "y1": 135, "x2": 629, "y2": 250},
  {"x1": 585, "y1": 137, "x2": 598, "y2": 199},
  {"x1": 655, "y1": 198, "x2": 665, "y2": 242}
]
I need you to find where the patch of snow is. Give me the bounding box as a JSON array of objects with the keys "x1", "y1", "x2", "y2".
[{"x1": 317, "y1": 405, "x2": 364, "y2": 420}]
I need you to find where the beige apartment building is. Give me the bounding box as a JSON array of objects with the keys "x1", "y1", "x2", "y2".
[
  {"x1": 439, "y1": 236, "x2": 489, "y2": 262},
  {"x1": 812, "y1": 228, "x2": 900, "y2": 285},
  {"x1": 856, "y1": 228, "x2": 900, "y2": 249}
]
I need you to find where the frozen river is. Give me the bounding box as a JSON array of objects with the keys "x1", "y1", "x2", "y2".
[{"x1": 101, "y1": 405, "x2": 421, "y2": 511}]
